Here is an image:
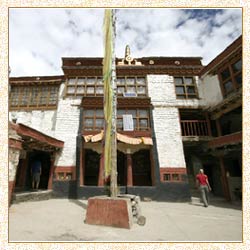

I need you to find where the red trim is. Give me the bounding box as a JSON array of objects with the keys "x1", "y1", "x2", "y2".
[
  {"x1": 9, "y1": 138, "x2": 22, "y2": 150},
  {"x1": 10, "y1": 75, "x2": 65, "y2": 83},
  {"x1": 11, "y1": 123, "x2": 64, "y2": 148},
  {"x1": 98, "y1": 153, "x2": 104, "y2": 186},
  {"x1": 127, "y1": 154, "x2": 133, "y2": 187},
  {"x1": 208, "y1": 131, "x2": 242, "y2": 148},
  {"x1": 160, "y1": 168, "x2": 187, "y2": 182},
  {"x1": 54, "y1": 166, "x2": 76, "y2": 180},
  {"x1": 9, "y1": 181, "x2": 15, "y2": 206}
]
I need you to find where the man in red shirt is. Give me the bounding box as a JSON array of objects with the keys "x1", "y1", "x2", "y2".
[{"x1": 196, "y1": 169, "x2": 212, "y2": 207}]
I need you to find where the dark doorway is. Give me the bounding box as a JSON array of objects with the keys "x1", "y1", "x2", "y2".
[
  {"x1": 26, "y1": 151, "x2": 51, "y2": 190},
  {"x1": 84, "y1": 149, "x2": 99, "y2": 186},
  {"x1": 132, "y1": 149, "x2": 152, "y2": 186},
  {"x1": 117, "y1": 151, "x2": 126, "y2": 186},
  {"x1": 203, "y1": 164, "x2": 214, "y2": 191}
]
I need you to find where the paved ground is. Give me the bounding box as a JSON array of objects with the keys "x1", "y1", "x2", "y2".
[{"x1": 9, "y1": 197, "x2": 242, "y2": 242}]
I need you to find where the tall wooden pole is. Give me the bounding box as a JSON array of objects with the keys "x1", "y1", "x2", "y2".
[{"x1": 110, "y1": 9, "x2": 118, "y2": 198}]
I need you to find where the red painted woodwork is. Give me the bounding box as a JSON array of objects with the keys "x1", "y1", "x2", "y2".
[
  {"x1": 9, "y1": 181, "x2": 15, "y2": 206},
  {"x1": 11, "y1": 123, "x2": 64, "y2": 149},
  {"x1": 208, "y1": 131, "x2": 242, "y2": 148},
  {"x1": 53, "y1": 166, "x2": 76, "y2": 180},
  {"x1": 98, "y1": 153, "x2": 104, "y2": 186},
  {"x1": 127, "y1": 154, "x2": 133, "y2": 187},
  {"x1": 9, "y1": 138, "x2": 22, "y2": 150},
  {"x1": 160, "y1": 167, "x2": 187, "y2": 182},
  {"x1": 181, "y1": 120, "x2": 209, "y2": 136}
]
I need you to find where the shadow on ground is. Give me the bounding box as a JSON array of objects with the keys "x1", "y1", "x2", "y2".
[{"x1": 69, "y1": 199, "x2": 88, "y2": 210}]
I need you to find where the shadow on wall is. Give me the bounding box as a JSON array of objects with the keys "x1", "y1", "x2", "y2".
[{"x1": 52, "y1": 180, "x2": 77, "y2": 199}]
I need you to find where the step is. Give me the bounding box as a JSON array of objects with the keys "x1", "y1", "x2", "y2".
[{"x1": 12, "y1": 190, "x2": 53, "y2": 204}]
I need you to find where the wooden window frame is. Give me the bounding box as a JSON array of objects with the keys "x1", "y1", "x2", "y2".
[
  {"x1": 218, "y1": 57, "x2": 242, "y2": 97},
  {"x1": 82, "y1": 108, "x2": 150, "y2": 131},
  {"x1": 174, "y1": 76, "x2": 198, "y2": 99},
  {"x1": 65, "y1": 76, "x2": 148, "y2": 97},
  {"x1": 10, "y1": 84, "x2": 59, "y2": 111}
]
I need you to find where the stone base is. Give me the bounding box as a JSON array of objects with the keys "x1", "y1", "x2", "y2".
[{"x1": 85, "y1": 196, "x2": 133, "y2": 229}]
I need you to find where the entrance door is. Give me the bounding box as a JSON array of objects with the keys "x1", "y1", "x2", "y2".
[
  {"x1": 117, "y1": 151, "x2": 126, "y2": 186},
  {"x1": 132, "y1": 150, "x2": 152, "y2": 186},
  {"x1": 84, "y1": 149, "x2": 99, "y2": 186},
  {"x1": 26, "y1": 151, "x2": 51, "y2": 190}
]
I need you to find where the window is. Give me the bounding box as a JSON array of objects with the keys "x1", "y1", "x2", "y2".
[
  {"x1": 219, "y1": 58, "x2": 242, "y2": 96},
  {"x1": 117, "y1": 109, "x2": 150, "y2": 131},
  {"x1": 66, "y1": 76, "x2": 147, "y2": 97},
  {"x1": 163, "y1": 174, "x2": 171, "y2": 181},
  {"x1": 10, "y1": 84, "x2": 59, "y2": 110},
  {"x1": 83, "y1": 108, "x2": 150, "y2": 131},
  {"x1": 174, "y1": 77, "x2": 198, "y2": 99},
  {"x1": 66, "y1": 77, "x2": 103, "y2": 96},
  {"x1": 83, "y1": 109, "x2": 104, "y2": 131},
  {"x1": 117, "y1": 77, "x2": 147, "y2": 96}
]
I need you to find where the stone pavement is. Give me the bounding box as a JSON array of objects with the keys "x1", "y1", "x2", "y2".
[{"x1": 9, "y1": 197, "x2": 242, "y2": 242}]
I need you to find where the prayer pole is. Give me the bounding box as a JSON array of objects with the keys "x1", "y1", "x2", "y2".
[
  {"x1": 110, "y1": 9, "x2": 118, "y2": 198},
  {"x1": 103, "y1": 9, "x2": 117, "y2": 197}
]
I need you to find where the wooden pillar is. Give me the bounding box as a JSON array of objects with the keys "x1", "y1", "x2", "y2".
[
  {"x1": 126, "y1": 153, "x2": 133, "y2": 187},
  {"x1": 19, "y1": 157, "x2": 29, "y2": 188},
  {"x1": 218, "y1": 155, "x2": 231, "y2": 201},
  {"x1": 205, "y1": 112, "x2": 212, "y2": 136},
  {"x1": 98, "y1": 152, "x2": 105, "y2": 186},
  {"x1": 80, "y1": 140, "x2": 84, "y2": 186},
  {"x1": 150, "y1": 148, "x2": 155, "y2": 186},
  {"x1": 215, "y1": 118, "x2": 222, "y2": 136},
  {"x1": 47, "y1": 153, "x2": 56, "y2": 190}
]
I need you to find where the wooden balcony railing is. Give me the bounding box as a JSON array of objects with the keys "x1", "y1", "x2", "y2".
[{"x1": 181, "y1": 120, "x2": 209, "y2": 136}]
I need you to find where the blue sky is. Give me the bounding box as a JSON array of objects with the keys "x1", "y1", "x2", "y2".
[{"x1": 9, "y1": 8, "x2": 242, "y2": 77}]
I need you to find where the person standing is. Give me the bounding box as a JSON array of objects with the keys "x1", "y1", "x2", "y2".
[
  {"x1": 31, "y1": 160, "x2": 42, "y2": 190},
  {"x1": 196, "y1": 169, "x2": 211, "y2": 207}
]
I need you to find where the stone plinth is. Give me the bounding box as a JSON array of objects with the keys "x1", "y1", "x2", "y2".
[{"x1": 85, "y1": 196, "x2": 133, "y2": 229}]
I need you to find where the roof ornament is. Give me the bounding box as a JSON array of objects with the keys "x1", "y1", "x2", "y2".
[
  {"x1": 118, "y1": 45, "x2": 143, "y2": 66},
  {"x1": 125, "y1": 45, "x2": 133, "y2": 64}
]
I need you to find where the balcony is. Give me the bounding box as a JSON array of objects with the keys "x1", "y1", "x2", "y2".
[
  {"x1": 207, "y1": 131, "x2": 242, "y2": 149},
  {"x1": 181, "y1": 120, "x2": 210, "y2": 137}
]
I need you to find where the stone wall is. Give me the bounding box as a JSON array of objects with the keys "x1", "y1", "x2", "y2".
[
  {"x1": 54, "y1": 84, "x2": 81, "y2": 167},
  {"x1": 9, "y1": 127, "x2": 22, "y2": 205}
]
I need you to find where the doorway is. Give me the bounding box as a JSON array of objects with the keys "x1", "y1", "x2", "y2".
[
  {"x1": 26, "y1": 151, "x2": 51, "y2": 190},
  {"x1": 132, "y1": 149, "x2": 152, "y2": 186},
  {"x1": 117, "y1": 150, "x2": 126, "y2": 186}
]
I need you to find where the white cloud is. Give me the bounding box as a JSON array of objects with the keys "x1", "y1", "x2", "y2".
[{"x1": 9, "y1": 8, "x2": 242, "y2": 76}]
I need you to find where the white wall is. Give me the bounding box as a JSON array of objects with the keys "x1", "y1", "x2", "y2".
[
  {"x1": 54, "y1": 83, "x2": 81, "y2": 167},
  {"x1": 10, "y1": 110, "x2": 57, "y2": 138},
  {"x1": 152, "y1": 106, "x2": 186, "y2": 168},
  {"x1": 200, "y1": 74, "x2": 223, "y2": 107},
  {"x1": 147, "y1": 75, "x2": 189, "y2": 168}
]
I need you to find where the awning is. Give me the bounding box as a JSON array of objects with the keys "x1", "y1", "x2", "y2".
[
  {"x1": 83, "y1": 131, "x2": 153, "y2": 145},
  {"x1": 10, "y1": 122, "x2": 64, "y2": 151}
]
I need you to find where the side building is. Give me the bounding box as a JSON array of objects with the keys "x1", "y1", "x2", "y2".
[{"x1": 8, "y1": 37, "x2": 242, "y2": 202}]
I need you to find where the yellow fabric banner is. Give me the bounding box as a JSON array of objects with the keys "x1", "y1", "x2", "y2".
[{"x1": 103, "y1": 9, "x2": 113, "y2": 177}]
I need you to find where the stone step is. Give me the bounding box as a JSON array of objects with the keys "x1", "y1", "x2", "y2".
[{"x1": 12, "y1": 190, "x2": 53, "y2": 204}]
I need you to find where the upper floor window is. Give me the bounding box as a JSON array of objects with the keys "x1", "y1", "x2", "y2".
[
  {"x1": 10, "y1": 84, "x2": 59, "y2": 110},
  {"x1": 174, "y1": 77, "x2": 198, "y2": 99},
  {"x1": 219, "y1": 58, "x2": 242, "y2": 97},
  {"x1": 117, "y1": 77, "x2": 147, "y2": 97},
  {"x1": 65, "y1": 76, "x2": 147, "y2": 97},
  {"x1": 83, "y1": 108, "x2": 150, "y2": 131}
]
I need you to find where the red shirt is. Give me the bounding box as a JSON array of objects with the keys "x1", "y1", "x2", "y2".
[{"x1": 196, "y1": 173, "x2": 208, "y2": 186}]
